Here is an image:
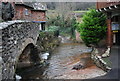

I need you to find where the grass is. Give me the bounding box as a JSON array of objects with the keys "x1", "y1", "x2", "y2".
[
  {"x1": 47, "y1": 10, "x2": 88, "y2": 13},
  {"x1": 47, "y1": 10, "x2": 56, "y2": 12},
  {"x1": 74, "y1": 11, "x2": 88, "y2": 13}
]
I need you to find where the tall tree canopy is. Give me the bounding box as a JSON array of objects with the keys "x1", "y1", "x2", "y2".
[{"x1": 77, "y1": 9, "x2": 107, "y2": 46}]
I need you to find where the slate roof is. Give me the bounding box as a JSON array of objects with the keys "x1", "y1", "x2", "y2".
[{"x1": 15, "y1": 2, "x2": 46, "y2": 11}]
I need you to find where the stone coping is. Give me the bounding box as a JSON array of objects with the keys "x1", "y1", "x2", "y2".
[{"x1": 0, "y1": 20, "x2": 32, "y2": 30}]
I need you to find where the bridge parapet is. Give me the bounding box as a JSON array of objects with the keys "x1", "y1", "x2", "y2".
[{"x1": 0, "y1": 20, "x2": 39, "y2": 79}]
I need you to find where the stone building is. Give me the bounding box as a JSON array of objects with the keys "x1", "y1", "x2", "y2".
[
  {"x1": 31, "y1": 9, "x2": 46, "y2": 30},
  {"x1": 97, "y1": 1, "x2": 120, "y2": 46},
  {"x1": 0, "y1": 2, "x2": 47, "y2": 30},
  {"x1": 31, "y1": 2, "x2": 46, "y2": 30},
  {"x1": 13, "y1": 2, "x2": 34, "y2": 20},
  {"x1": 13, "y1": 2, "x2": 47, "y2": 30}
]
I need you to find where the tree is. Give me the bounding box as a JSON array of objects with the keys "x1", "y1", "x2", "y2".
[
  {"x1": 55, "y1": 2, "x2": 76, "y2": 27},
  {"x1": 45, "y1": 2, "x2": 95, "y2": 11},
  {"x1": 78, "y1": 9, "x2": 107, "y2": 46}
]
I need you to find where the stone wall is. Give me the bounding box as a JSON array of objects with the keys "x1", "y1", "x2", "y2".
[
  {"x1": 75, "y1": 30, "x2": 83, "y2": 43},
  {"x1": 0, "y1": 2, "x2": 2, "y2": 22},
  {"x1": 0, "y1": 20, "x2": 39, "y2": 79},
  {"x1": 91, "y1": 48, "x2": 111, "y2": 72}
]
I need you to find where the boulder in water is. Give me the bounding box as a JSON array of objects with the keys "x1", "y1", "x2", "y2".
[
  {"x1": 15, "y1": 74, "x2": 22, "y2": 80},
  {"x1": 41, "y1": 53, "x2": 49, "y2": 60},
  {"x1": 72, "y1": 63, "x2": 84, "y2": 70}
]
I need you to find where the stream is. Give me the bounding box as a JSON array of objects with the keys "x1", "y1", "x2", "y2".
[{"x1": 17, "y1": 37, "x2": 106, "y2": 80}]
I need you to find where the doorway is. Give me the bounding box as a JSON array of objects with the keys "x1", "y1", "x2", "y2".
[
  {"x1": 116, "y1": 31, "x2": 120, "y2": 45},
  {"x1": 113, "y1": 31, "x2": 120, "y2": 46},
  {"x1": 111, "y1": 16, "x2": 120, "y2": 46}
]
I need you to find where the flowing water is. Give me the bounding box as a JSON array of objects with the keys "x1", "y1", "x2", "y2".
[{"x1": 18, "y1": 37, "x2": 106, "y2": 80}]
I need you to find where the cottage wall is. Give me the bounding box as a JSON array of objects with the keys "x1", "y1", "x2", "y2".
[
  {"x1": 31, "y1": 11, "x2": 46, "y2": 21},
  {"x1": 13, "y1": 5, "x2": 32, "y2": 20}
]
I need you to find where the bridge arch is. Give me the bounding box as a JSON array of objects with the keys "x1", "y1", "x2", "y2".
[
  {"x1": 0, "y1": 20, "x2": 40, "y2": 79},
  {"x1": 16, "y1": 38, "x2": 35, "y2": 63},
  {"x1": 15, "y1": 42, "x2": 41, "y2": 78}
]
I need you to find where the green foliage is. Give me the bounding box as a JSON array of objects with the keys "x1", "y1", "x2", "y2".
[
  {"x1": 46, "y1": 15, "x2": 64, "y2": 27},
  {"x1": 59, "y1": 27, "x2": 72, "y2": 36},
  {"x1": 37, "y1": 31, "x2": 60, "y2": 53},
  {"x1": 47, "y1": 14, "x2": 77, "y2": 28},
  {"x1": 39, "y1": 31, "x2": 54, "y2": 38},
  {"x1": 77, "y1": 9, "x2": 107, "y2": 46},
  {"x1": 47, "y1": 15, "x2": 79, "y2": 37},
  {"x1": 46, "y1": 26, "x2": 60, "y2": 37},
  {"x1": 46, "y1": 26, "x2": 60, "y2": 32}
]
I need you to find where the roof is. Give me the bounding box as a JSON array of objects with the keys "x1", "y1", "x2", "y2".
[
  {"x1": 15, "y1": 2, "x2": 47, "y2": 11},
  {"x1": 31, "y1": 9, "x2": 47, "y2": 12},
  {"x1": 96, "y1": 4, "x2": 120, "y2": 12},
  {"x1": 32, "y1": 3, "x2": 46, "y2": 10},
  {"x1": 15, "y1": 2, "x2": 34, "y2": 9},
  {"x1": 32, "y1": 21, "x2": 46, "y2": 23}
]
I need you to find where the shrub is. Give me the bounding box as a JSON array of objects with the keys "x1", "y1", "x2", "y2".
[
  {"x1": 46, "y1": 26, "x2": 60, "y2": 37},
  {"x1": 46, "y1": 16, "x2": 79, "y2": 37},
  {"x1": 78, "y1": 9, "x2": 107, "y2": 46},
  {"x1": 46, "y1": 26, "x2": 60, "y2": 32}
]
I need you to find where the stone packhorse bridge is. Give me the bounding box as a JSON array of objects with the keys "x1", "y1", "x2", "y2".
[{"x1": 0, "y1": 20, "x2": 40, "y2": 79}]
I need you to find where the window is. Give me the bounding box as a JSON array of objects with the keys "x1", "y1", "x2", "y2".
[
  {"x1": 24, "y1": 9, "x2": 29, "y2": 15},
  {"x1": 112, "y1": 22, "x2": 120, "y2": 30}
]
